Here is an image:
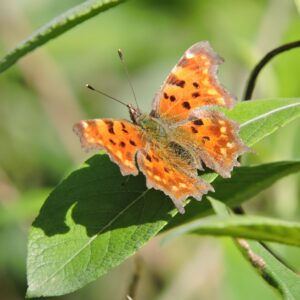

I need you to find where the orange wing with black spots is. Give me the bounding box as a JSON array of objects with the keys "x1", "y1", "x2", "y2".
[
  {"x1": 174, "y1": 110, "x2": 249, "y2": 177},
  {"x1": 74, "y1": 41, "x2": 249, "y2": 214},
  {"x1": 151, "y1": 41, "x2": 235, "y2": 123},
  {"x1": 137, "y1": 147, "x2": 213, "y2": 213},
  {"x1": 73, "y1": 119, "x2": 145, "y2": 176}
]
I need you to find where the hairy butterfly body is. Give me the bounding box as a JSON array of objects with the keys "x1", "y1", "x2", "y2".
[{"x1": 74, "y1": 41, "x2": 249, "y2": 213}]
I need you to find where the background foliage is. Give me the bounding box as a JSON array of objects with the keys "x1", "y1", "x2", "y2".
[{"x1": 0, "y1": 0, "x2": 300, "y2": 299}]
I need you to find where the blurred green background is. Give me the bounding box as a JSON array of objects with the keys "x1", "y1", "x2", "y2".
[{"x1": 0, "y1": 0, "x2": 300, "y2": 299}]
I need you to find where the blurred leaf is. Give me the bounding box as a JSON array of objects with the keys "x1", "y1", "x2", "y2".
[
  {"x1": 0, "y1": 0, "x2": 126, "y2": 73},
  {"x1": 166, "y1": 160, "x2": 300, "y2": 229},
  {"x1": 208, "y1": 198, "x2": 300, "y2": 300},
  {"x1": 0, "y1": 189, "x2": 50, "y2": 227},
  {"x1": 164, "y1": 214, "x2": 300, "y2": 247},
  {"x1": 237, "y1": 240, "x2": 300, "y2": 300},
  {"x1": 295, "y1": 0, "x2": 300, "y2": 15},
  {"x1": 26, "y1": 98, "x2": 300, "y2": 297}
]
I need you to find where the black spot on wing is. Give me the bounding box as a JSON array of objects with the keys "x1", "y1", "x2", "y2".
[
  {"x1": 191, "y1": 126, "x2": 198, "y2": 133},
  {"x1": 192, "y1": 92, "x2": 200, "y2": 98},
  {"x1": 104, "y1": 120, "x2": 115, "y2": 135},
  {"x1": 193, "y1": 119, "x2": 203, "y2": 126},
  {"x1": 167, "y1": 74, "x2": 186, "y2": 88},
  {"x1": 182, "y1": 101, "x2": 191, "y2": 110},
  {"x1": 170, "y1": 95, "x2": 176, "y2": 102},
  {"x1": 129, "y1": 139, "x2": 136, "y2": 146}
]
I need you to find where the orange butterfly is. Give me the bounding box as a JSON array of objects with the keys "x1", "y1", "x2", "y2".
[{"x1": 74, "y1": 41, "x2": 248, "y2": 213}]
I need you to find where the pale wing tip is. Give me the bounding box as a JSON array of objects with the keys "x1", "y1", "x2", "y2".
[
  {"x1": 73, "y1": 121, "x2": 87, "y2": 135},
  {"x1": 187, "y1": 41, "x2": 224, "y2": 64},
  {"x1": 73, "y1": 121, "x2": 98, "y2": 152},
  {"x1": 187, "y1": 41, "x2": 236, "y2": 109},
  {"x1": 171, "y1": 199, "x2": 185, "y2": 214}
]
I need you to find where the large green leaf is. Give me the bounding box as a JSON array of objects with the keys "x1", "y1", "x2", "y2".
[
  {"x1": 164, "y1": 215, "x2": 300, "y2": 247},
  {"x1": 26, "y1": 98, "x2": 300, "y2": 297},
  {"x1": 166, "y1": 160, "x2": 300, "y2": 229},
  {"x1": 0, "y1": 0, "x2": 126, "y2": 73},
  {"x1": 237, "y1": 240, "x2": 300, "y2": 300},
  {"x1": 207, "y1": 198, "x2": 300, "y2": 300},
  {"x1": 26, "y1": 156, "x2": 175, "y2": 297},
  {"x1": 230, "y1": 99, "x2": 300, "y2": 146}
]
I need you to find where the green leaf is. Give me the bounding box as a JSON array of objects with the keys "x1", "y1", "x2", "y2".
[
  {"x1": 207, "y1": 198, "x2": 300, "y2": 300},
  {"x1": 26, "y1": 98, "x2": 300, "y2": 297},
  {"x1": 26, "y1": 155, "x2": 176, "y2": 297},
  {"x1": 232, "y1": 99, "x2": 300, "y2": 146},
  {"x1": 0, "y1": 0, "x2": 126, "y2": 73},
  {"x1": 166, "y1": 160, "x2": 300, "y2": 229},
  {"x1": 295, "y1": 0, "x2": 300, "y2": 15},
  {"x1": 163, "y1": 214, "x2": 300, "y2": 247},
  {"x1": 237, "y1": 240, "x2": 300, "y2": 300}
]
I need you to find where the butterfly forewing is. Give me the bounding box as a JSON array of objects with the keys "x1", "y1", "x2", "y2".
[
  {"x1": 151, "y1": 41, "x2": 235, "y2": 123},
  {"x1": 73, "y1": 119, "x2": 145, "y2": 176}
]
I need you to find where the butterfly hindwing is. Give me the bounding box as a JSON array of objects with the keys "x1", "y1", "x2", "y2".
[
  {"x1": 137, "y1": 146, "x2": 213, "y2": 213},
  {"x1": 174, "y1": 110, "x2": 249, "y2": 177}
]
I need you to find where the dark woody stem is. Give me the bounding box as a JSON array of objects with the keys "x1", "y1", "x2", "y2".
[
  {"x1": 243, "y1": 40, "x2": 300, "y2": 100},
  {"x1": 233, "y1": 40, "x2": 300, "y2": 272}
]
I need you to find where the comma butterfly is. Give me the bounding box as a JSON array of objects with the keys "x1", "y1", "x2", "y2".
[{"x1": 74, "y1": 41, "x2": 249, "y2": 213}]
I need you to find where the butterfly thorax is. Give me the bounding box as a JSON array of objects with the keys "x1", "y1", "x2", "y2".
[
  {"x1": 137, "y1": 113, "x2": 168, "y2": 141},
  {"x1": 136, "y1": 113, "x2": 198, "y2": 171}
]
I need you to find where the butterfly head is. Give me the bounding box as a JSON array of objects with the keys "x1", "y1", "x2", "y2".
[{"x1": 128, "y1": 104, "x2": 142, "y2": 124}]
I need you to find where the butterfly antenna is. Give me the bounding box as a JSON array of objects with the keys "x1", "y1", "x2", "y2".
[
  {"x1": 118, "y1": 49, "x2": 140, "y2": 111},
  {"x1": 85, "y1": 84, "x2": 129, "y2": 108}
]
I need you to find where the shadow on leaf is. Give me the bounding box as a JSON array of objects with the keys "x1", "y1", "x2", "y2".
[{"x1": 32, "y1": 154, "x2": 174, "y2": 237}]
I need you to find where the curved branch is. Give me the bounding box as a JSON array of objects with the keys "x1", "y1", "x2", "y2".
[
  {"x1": 243, "y1": 40, "x2": 300, "y2": 100},
  {"x1": 238, "y1": 41, "x2": 300, "y2": 274}
]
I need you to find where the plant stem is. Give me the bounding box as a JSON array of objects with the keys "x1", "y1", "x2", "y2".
[
  {"x1": 234, "y1": 40, "x2": 300, "y2": 273},
  {"x1": 243, "y1": 40, "x2": 300, "y2": 100}
]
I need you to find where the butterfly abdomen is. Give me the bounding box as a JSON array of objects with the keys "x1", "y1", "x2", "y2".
[{"x1": 168, "y1": 141, "x2": 195, "y2": 166}]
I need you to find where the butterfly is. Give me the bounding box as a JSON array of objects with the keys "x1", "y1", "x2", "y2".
[{"x1": 73, "y1": 41, "x2": 249, "y2": 214}]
